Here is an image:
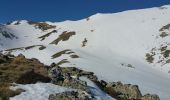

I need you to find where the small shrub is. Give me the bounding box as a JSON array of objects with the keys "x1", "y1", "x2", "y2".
[
  {"x1": 82, "y1": 38, "x2": 87, "y2": 47},
  {"x1": 56, "y1": 59, "x2": 69, "y2": 66},
  {"x1": 160, "y1": 32, "x2": 168, "y2": 38},
  {"x1": 146, "y1": 53, "x2": 154, "y2": 63},
  {"x1": 12, "y1": 56, "x2": 26, "y2": 64}
]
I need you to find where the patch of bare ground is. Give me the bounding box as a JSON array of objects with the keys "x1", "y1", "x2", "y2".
[
  {"x1": 0, "y1": 83, "x2": 25, "y2": 100},
  {"x1": 50, "y1": 31, "x2": 76, "y2": 45},
  {"x1": 159, "y1": 24, "x2": 170, "y2": 31},
  {"x1": 158, "y1": 24, "x2": 170, "y2": 38},
  {"x1": 51, "y1": 49, "x2": 73, "y2": 59},
  {"x1": 0, "y1": 54, "x2": 51, "y2": 98},
  {"x1": 39, "y1": 30, "x2": 57, "y2": 41},
  {"x1": 1, "y1": 45, "x2": 46, "y2": 52},
  {"x1": 39, "y1": 45, "x2": 46, "y2": 50},
  {"x1": 70, "y1": 55, "x2": 79, "y2": 58},
  {"x1": 52, "y1": 49, "x2": 79, "y2": 59},
  {"x1": 145, "y1": 53, "x2": 154, "y2": 63},
  {"x1": 56, "y1": 59, "x2": 70, "y2": 66},
  {"x1": 28, "y1": 21, "x2": 56, "y2": 31}
]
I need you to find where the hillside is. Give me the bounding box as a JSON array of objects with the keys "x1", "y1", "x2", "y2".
[{"x1": 1, "y1": 5, "x2": 170, "y2": 100}]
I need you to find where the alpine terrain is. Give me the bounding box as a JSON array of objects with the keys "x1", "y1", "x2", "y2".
[{"x1": 1, "y1": 5, "x2": 170, "y2": 100}]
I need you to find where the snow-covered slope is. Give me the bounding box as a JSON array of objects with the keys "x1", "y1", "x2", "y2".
[{"x1": 1, "y1": 5, "x2": 170, "y2": 100}]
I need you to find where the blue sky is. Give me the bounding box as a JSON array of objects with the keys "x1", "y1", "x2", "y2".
[{"x1": 0, "y1": 0, "x2": 170, "y2": 23}]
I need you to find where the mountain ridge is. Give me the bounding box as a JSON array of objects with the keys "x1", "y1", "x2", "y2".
[{"x1": 1, "y1": 5, "x2": 170, "y2": 100}]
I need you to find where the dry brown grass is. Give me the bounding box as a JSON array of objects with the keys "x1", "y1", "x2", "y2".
[
  {"x1": 0, "y1": 83, "x2": 25, "y2": 99},
  {"x1": 39, "y1": 30, "x2": 57, "y2": 41},
  {"x1": 39, "y1": 45, "x2": 46, "y2": 50},
  {"x1": 160, "y1": 32, "x2": 168, "y2": 38},
  {"x1": 50, "y1": 31, "x2": 76, "y2": 45},
  {"x1": 51, "y1": 49, "x2": 73, "y2": 59},
  {"x1": 159, "y1": 24, "x2": 170, "y2": 31},
  {"x1": 0, "y1": 55, "x2": 50, "y2": 83},
  {"x1": 56, "y1": 59, "x2": 69, "y2": 66},
  {"x1": 145, "y1": 53, "x2": 154, "y2": 63},
  {"x1": 28, "y1": 21, "x2": 56, "y2": 31},
  {"x1": 70, "y1": 55, "x2": 79, "y2": 58}
]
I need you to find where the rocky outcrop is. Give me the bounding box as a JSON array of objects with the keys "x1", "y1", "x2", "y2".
[
  {"x1": 141, "y1": 94, "x2": 160, "y2": 100},
  {"x1": 105, "y1": 81, "x2": 142, "y2": 99},
  {"x1": 48, "y1": 66, "x2": 90, "y2": 92},
  {"x1": 49, "y1": 91, "x2": 89, "y2": 100},
  {"x1": 0, "y1": 53, "x2": 160, "y2": 100},
  {"x1": 48, "y1": 62, "x2": 160, "y2": 100},
  {"x1": 93, "y1": 80, "x2": 160, "y2": 100}
]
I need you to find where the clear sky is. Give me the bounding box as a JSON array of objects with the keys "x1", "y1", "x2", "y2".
[{"x1": 0, "y1": 0, "x2": 170, "y2": 23}]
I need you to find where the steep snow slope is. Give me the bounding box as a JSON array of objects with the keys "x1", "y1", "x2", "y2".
[{"x1": 1, "y1": 5, "x2": 170, "y2": 100}]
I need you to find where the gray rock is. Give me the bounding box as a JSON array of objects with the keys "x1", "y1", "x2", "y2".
[
  {"x1": 49, "y1": 91, "x2": 89, "y2": 100},
  {"x1": 62, "y1": 78, "x2": 89, "y2": 92},
  {"x1": 141, "y1": 94, "x2": 160, "y2": 100},
  {"x1": 105, "y1": 81, "x2": 142, "y2": 99},
  {"x1": 48, "y1": 66, "x2": 89, "y2": 92}
]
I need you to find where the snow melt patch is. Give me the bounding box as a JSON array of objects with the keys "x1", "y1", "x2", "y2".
[{"x1": 10, "y1": 83, "x2": 73, "y2": 100}]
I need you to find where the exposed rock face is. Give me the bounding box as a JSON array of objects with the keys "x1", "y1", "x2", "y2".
[
  {"x1": 141, "y1": 94, "x2": 160, "y2": 100},
  {"x1": 48, "y1": 63, "x2": 160, "y2": 100},
  {"x1": 105, "y1": 81, "x2": 142, "y2": 100},
  {"x1": 48, "y1": 66, "x2": 90, "y2": 92},
  {"x1": 49, "y1": 91, "x2": 89, "y2": 100},
  {"x1": 0, "y1": 26, "x2": 18, "y2": 40}
]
